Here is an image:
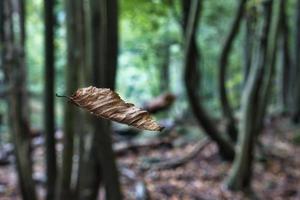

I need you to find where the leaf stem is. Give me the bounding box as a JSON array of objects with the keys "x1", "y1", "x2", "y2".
[{"x1": 55, "y1": 93, "x2": 71, "y2": 100}]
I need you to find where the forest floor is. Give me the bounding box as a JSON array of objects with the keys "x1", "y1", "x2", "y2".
[
  {"x1": 120, "y1": 117, "x2": 300, "y2": 200},
  {"x1": 0, "y1": 116, "x2": 300, "y2": 200}
]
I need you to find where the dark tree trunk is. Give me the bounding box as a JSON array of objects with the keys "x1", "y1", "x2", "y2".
[
  {"x1": 0, "y1": 0, "x2": 4, "y2": 68},
  {"x1": 218, "y1": 0, "x2": 247, "y2": 142},
  {"x1": 72, "y1": 1, "x2": 102, "y2": 200},
  {"x1": 183, "y1": 0, "x2": 235, "y2": 160},
  {"x1": 44, "y1": 0, "x2": 57, "y2": 199},
  {"x1": 226, "y1": 0, "x2": 275, "y2": 190},
  {"x1": 2, "y1": 0, "x2": 37, "y2": 199},
  {"x1": 256, "y1": 0, "x2": 281, "y2": 136},
  {"x1": 56, "y1": 0, "x2": 83, "y2": 199},
  {"x1": 278, "y1": 0, "x2": 291, "y2": 112},
  {"x1": 88, "y1": 0, "x2": 122, "y2": 199},
  {"x1": 292, "y1": 0, "x2": 300, "y2": 122},
  {"x1": 77, "y1": 135, "x2": 103, "y2": 200},
  {"x1": 74, "y1": 1, "x2": 104, "y2": 199},
  {"x1": 74, "y1": 0, "x2": 121, "y2": 199}
]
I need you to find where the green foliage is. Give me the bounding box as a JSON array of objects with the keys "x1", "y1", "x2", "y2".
[
  {"x1": 23, "y1": 0, "x2": 294, "y2": 127},
  {"x1": 118, "y1": 0, "x2": 244, "y2": 116},
  {"x1": 26, "y1": 0, "x2": 43, "y2": 94},
  {"x1": 117, "y1": 0, "x2": 181, "y2": 104}
]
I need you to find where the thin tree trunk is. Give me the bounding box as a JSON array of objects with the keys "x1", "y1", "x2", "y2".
[
  {"x1": 44, "y1": 0, "x2": 57, "y2": 199},
  {"x1": 183, "y1": 0, "x2": 235, "y2": 160},
  {"x1": 77, "y1": 135, "x2": 102, "y2": 200},
  {"x1": 226, "y1": 0, "x2": 274, "y2": 190},
  {"x1": 256, "y1": 0, "x2": 281, "y2": 136},
  {"x1": 292, "y1": 0, "x2": 300, "y2": 122},
  {"x1": 278, "y1": 0, "x2": 291, "y2": 112},
  {"x1": 56, "y1": 0, "x2": 83, "y2": 199},
  {"x1": 0, "y1": 0, "x2": 4, "y2": 68},
  {"x1": 72, "y1": 1, "x2": 102, "y2": 199},
  {"x1": 89, "y1": 0, "x2": 122, "y2": 199},
  {"x1": 243, "y1": 6, "x2": 256, "y2": 85},
  {"x1": 74, "y1": 0, "x2": 105, "y2": 199},
  {"x1": 218, "y1": 0, "x2": 247, "y2": 142},
  {"x1": 2, "y1": 0, "x2": 37, "y2": 199}
]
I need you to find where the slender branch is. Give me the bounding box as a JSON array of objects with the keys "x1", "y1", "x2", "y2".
[
  {"x1": 218, "y1": 0, "x2": 247, "y2": 142},
  {"x1": 55, "y1": 93, "x2": 71, "y2": 99}
]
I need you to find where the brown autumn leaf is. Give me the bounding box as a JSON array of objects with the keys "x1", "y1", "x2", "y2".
[{"x1": 62, "y1": 86, "x2": 163, "y2": 131}]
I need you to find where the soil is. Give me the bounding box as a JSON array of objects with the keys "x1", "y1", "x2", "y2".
[{"x1": 0, "y1": 117, "x2": 300, "y2": 200}]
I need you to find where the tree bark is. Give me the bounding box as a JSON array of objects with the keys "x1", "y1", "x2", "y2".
[
  {"x1": 291, "y1": 0, "x2": 300, "y2": 122},
  {"x1": 2, "y1": 0, "x2": 37, "y2": 199},
  {"x1": 226, "y1": 0, "x2": 274, "y2": 190},
  {"x1": 74, "y1": 0, "x2": 121, "y2": 199},
  {"x1": 243, "y1": 6, "x2": 256, "y2": 85},
  {"x1": 56, "y1": 0, "x2": 83, "y2": 199},
  {"x1": 88, "y1": 0, "x2": 122, "y2": 199},
  {"x1": 44, "y1": 0, "x2": 57, "y2": 199},
  {"x1": 77, "y1": 137, "x2": 102, "y2": 200},
  {"x1": 218, "y1": 0, "x2": 247, "y2": 142},
  {"x1": 72, "y1": 1, "x2": 102, "y2": 200},
  {"x1": 0, "y1": 0, "x2": 4, "y2": 69},
  {"x1": 183, "y1": 0, "x2": 235, "y2": 160},
  {"x1": 256, "y1": 0, "x2": 281, "y2": 136},
  {"x1": 278, "y1": 0, "x2": 291, "y2": 112}
]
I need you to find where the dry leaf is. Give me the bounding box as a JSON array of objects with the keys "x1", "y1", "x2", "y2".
[{"x1": 64, "y1": 86, "x2": 163, "y2": 131}]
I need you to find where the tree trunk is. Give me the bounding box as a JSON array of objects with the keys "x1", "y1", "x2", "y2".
[
  {"x1": 74, "y1": 0, "x2": 121, "y2": 199},
  {"x1": 89, "y1": 0, "x2": 122, "y2": 199},
  {"x1": 218, "y1": 0, "x2": 247, "y2": 142},
  {"x1": 0, "y1": 0, "x2": 4, "y2": 69},
  {"x1": 183, "y1": 0, "x2": 235, "y2": 160},
  {"x1": 2, "y1": 0, "x2": 37, "y2": 199},
  {"x1": 226, "y1": 0, "x2": 274, "y2": 190},
  {"x1": 278, "y1": 0, "x2": 291, "y2": 112},
  {"x1": 291, "y1": 0, "x2": 300, "y2": 122},
  {"x1": 73, "y1": 1, "x2": 102, "y2": 199},
  {"x1": 256, "y1": 0, "x2": 281, "y2": 136},
  {"x1": 56, "y1": 0, "x2": 83, "y2": 199},
  {"x1": 243, "y1": 6, "x2": 256, "y2": 85},
  {"x1": 44, "y1": 0, "x2": 57, "y2": 199},
  {"x1": 77, "y1": 133, "x2": 103, "y2": 200}
]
